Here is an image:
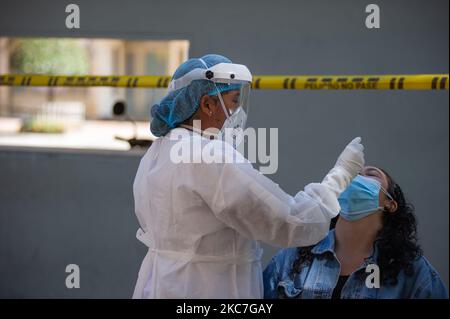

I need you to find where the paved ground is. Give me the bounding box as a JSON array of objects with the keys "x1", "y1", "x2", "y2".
[{"x1": 0, "y1": 117, "x2": 154, "y2": 151}]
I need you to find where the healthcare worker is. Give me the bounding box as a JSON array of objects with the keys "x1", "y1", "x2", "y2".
[{"x1": 132, "y1": 54, "x2": 365, "y2": 299}]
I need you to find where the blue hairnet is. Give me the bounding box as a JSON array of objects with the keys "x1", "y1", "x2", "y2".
[{"x1": 150, "y1": 54, "x2": 240, "y2": 137}]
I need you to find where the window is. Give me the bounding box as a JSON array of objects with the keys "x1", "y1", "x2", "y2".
[{"x1": 0, "y1": 37, "x2": 189, "y2": 150}]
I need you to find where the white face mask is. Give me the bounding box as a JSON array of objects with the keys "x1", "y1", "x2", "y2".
[
  {"x1": 218, "y1": 106, "x2": 247, "y2": 148},
  {"x1": 213, "y1": 82, "x2": 248, "y2": 148}
]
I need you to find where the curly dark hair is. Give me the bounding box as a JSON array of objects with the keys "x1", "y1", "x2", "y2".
[{"x1": 291, "y1": 168, "x2": 422, "y2": 285}]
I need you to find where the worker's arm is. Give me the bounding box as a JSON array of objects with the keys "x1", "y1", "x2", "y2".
[{"x1": 180, "y1": 137, "x2": 364, "y2": 248}]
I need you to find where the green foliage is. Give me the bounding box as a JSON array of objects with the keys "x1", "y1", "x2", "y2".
[
  {"x1": 20, "y1": 118, "x2": 65, "y2": 134},
  {"x1": 10, "y1": 38, "x2": 89, "y2": 75}
]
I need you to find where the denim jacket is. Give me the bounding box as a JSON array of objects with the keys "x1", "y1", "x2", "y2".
[{"x1": 263, "y1": 230, "x2": 448, "y2": 299}]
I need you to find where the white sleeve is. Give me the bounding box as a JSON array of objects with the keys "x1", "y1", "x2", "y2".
[{"x1": 182, "y1": 154, "x2": 342, "y2": 248}]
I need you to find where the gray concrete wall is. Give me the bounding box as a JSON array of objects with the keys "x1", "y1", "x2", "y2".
[
  {"x1": 0, "y1": 0, "x2": 448, "y2": 297},
  {"x1": 0, "y1": 147, "x2": 146, "y2": 298}
]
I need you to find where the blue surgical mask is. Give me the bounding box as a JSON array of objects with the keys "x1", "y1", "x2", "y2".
[{"x1": 338, "y1": 175, "x2": 392, "y2": 221}]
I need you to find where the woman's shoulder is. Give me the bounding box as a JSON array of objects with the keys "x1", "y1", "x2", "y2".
[
  {"x1": 410, "y1": 255, "x2": 443, "y2": 281},
  {"x1": 404, "y1": 255, "x2": 448, "y2": 298}
]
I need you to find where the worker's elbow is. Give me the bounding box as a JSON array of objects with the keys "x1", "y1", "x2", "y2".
[{"x1": 286, "y1": 221, "x2": 330, "y2": 248}]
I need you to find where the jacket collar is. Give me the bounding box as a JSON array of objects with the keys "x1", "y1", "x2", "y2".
[{"x1": 311, "y1": 229, "x2": 379, "y2": 264}]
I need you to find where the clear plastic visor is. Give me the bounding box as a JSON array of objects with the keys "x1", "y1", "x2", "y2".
[{"x1": 209, "y1": 81, "x2": 251, "y2": 118}]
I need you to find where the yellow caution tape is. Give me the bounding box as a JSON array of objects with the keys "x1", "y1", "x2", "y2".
[
  {"x1": 0, "y1": 74, "x2": 448, "y2": 90},
  {"x1": 0, "y1": 74, "x2": 172, "y2": 89},
  {"x1": 252, "y1": 74, "x2": 449, "y2": 90}
]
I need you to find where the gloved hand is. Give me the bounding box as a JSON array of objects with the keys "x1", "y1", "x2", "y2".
[
  {"x1": 321, "y1": 137, "x2": 365, "y2": 197},
  {"x1": 334, "y1": 137, "x2": 365, "y2": 178}
]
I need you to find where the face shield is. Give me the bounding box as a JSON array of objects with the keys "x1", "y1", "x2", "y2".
[
  {"x1": 168, "y1": 61, "x2": 252, "y2": 131},
  {"x1": 168, "y1": 60, "x2": 252, "y2": 147},
  {"x1": 205, "y1": 63, "x2": 251, "y2": 127},
  {"x1": 210, "y1": 81, "x2": 251, "y2": 131}
]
